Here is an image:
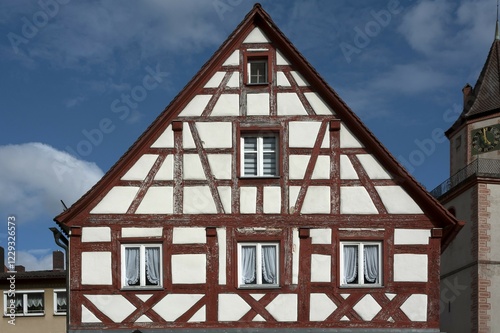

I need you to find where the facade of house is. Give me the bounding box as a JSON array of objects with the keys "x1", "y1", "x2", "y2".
[
  {"x1": 0, "y1": 250, "x2": 66, "y2": 333},
  {"x1": 434, "y1": 24, "x2": 500, "y2": 333},
  {"x1": 54, "y1": 4, "x2": 461, "y2": 333}
]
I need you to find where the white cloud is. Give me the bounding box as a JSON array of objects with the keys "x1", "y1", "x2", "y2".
[
  {"x1": 0, "y1": 143, "x2": 103, "y2": 223},
  {"x1": 16, "y1": 250, "x2": 54, "y2": 271}
]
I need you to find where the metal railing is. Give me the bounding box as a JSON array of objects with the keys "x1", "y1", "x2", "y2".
[{"x1": 430, "y1": 158, "x2": 500, "y2": 198}]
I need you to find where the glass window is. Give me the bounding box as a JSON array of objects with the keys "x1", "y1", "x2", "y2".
[
  {"x1": 241, "y1": 134, "x2": 278, "y2": 177},
  {"x1": 53, "y1": 290, "x2": 67, "y2": 315},
  {"x1": 3, "y1": 291, "x2": 44, "y2": 316},
  {"x1": 122, "y1": 244, "x2": 162, "y2": 288},
  {"x1": 238, "y1": 242, "x2": 279, "y2": 288},
  {"x1": 340, "y1": 242, "x2": 382, "y2": 287},
  {"x1": 248, "y1": 59, "x2": 268, "y2": 84}
]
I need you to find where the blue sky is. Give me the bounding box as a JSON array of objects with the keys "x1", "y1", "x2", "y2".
[{"x1": 0, "y1": 0, "x2": 495, "y2": 270}]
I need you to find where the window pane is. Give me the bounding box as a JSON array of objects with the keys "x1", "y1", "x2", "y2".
[
  {"x1": 125, "y1": 247, "x2": 140, "y2": 286},
  {"x1": 343, "y1": 245, "x2": 358, "y2": 284},
  {"x1": 261, "y1": 245, "x2": 277, "y2": 284},
  {"x1": 263, "y1": 152, "x2": 276, "y2": 176},
  {"x1": 250, "y1": 61, "x2": 267, "y2": 83},
  {"x1": 26, "y1": 293, "x2": 44, "y2": 314},
  {"x1": 12, "y1": 294, "x2": 23, "y2": 314},
  {"x1": 243, "y1": 137, "x2": 257, "y2": 151},
  {"x1": 145, "y1": 247, "x2": 161, "y2": 286},
  {"x1": 262, "y1": 137, "x2": 276, "y2": 151},
  {"x1": 241, "y1": 246, "x2": 256, "y2": 284},
  {"x1": 244, "y1": 153, "x2": 257, "y2": 175},
  {"x1": 363, "y1": 245, "x2": 379, "y2": 284},
  {"x1": 56, "y1": 292, "x2": 67, "y2": 313}
]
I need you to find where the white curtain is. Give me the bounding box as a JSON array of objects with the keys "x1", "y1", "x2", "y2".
[
  {"x1": 125, "y1": 247, "x2": 140, "y2": 285},
  {"x1": 241, "y1": 246, "x2": 256, "y2": 284},
  {"x1": 146, "y1": 247, "x2": 160, "y2": 285},
  {"x1": 364, "y1": 245, "x2": 379, "y2": 283},
  {"x1": 27, "y1": 293, "x2": 43, "y2": 312},
  {"x1": 14, "y1": 295, "x2": 23, "y2": 312},
  {"x1": 57, "y1": 292, "x2": 67, "y2": 308},
  {"x1": 261, "y1": 246, "x2": 277, "y2": 284},
  {"x1": 343, "y1": 245, "x2": 358, "y2": 284}
]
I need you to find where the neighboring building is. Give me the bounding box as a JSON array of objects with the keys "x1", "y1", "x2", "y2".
[
  {"x1": 433, "y1": 21, "x2": 500, "y2": 333},
  {"x1": 0, "y1": 250, "x2": 66, "y2": 333},
  {"x1": 54, "y1": 4, "x2": 461, "y2": 333}
]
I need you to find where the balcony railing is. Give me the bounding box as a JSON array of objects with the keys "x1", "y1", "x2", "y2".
[{"x1": 430, "y1": 158, "x2": 500, "y2": 198}]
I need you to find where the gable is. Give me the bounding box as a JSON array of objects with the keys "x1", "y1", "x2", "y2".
[{"x1": 55, "y1": 5, "x2": 460, "y2": 249}]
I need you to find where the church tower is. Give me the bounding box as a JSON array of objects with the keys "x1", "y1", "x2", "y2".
[{"x1": 433, "y1": 19, "x2": 500, "y2": 333}]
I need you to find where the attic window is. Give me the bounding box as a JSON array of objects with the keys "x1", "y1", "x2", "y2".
[{"x1": 248, "y1": 58, "x2": 268, "y2": 84}]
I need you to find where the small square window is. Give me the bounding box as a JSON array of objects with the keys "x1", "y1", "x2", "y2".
[
  {"x1": 241, "y1": 133, "x2": 278, "y2": 177},
  {"x1": 53, "y1": 289, "x2": 67, "y2": 315},
  {"x1": 238, "y1": 242, "x2": 279, "y2": 288},
  {"x1": 340, "y1": 242, "x2": 382, "y2": 287},
  {"x1": 248, "y1": 59, "x2": 268, "y2": 84},
  {"x1": 122, "y1": 244, "x2": 162, "y2": 288},
  {"x1": 3, "y1": 291, "x2": 44, "y2": 316}
]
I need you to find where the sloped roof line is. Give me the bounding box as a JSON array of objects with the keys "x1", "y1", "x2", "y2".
[{"x1": 54, "y1": 4, "x2": 461, "y2": 250}]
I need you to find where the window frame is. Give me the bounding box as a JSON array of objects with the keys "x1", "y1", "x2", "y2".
[
  {"x1": 237, "y1": 242, "x2": 280, "y2": 289},
  {"x1": 53, "y1": 289, "x2": 67, "y2": 315},
  {"x1": 3, "y1": 290, "x2": 45, "y2": 316},
  {"x1": 239, "y1": 131, "x2": 280, "y2": 178},
  {"x1": 339, "y1": 241, "x2": 383, "y2": 288},
  {"x1": 121, "y1": 243, "x2": 163, "y2": 289},
  {"x1": 244, "y1": 51, "x2": 272, "y2": 86}
]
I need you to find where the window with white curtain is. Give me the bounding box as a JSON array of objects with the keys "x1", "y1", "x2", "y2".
[
  {"x1": 241, "y1": 133, "x2": 278, "y2": 177},
  {"x1": 238, "y1": 242, "x2": 279, "y2": 288},
  {"x1": 53, "y1": 289, "x2": 67, "y2": 315},
  {"x1": 121, "y1": 244, "x2": 162, "y2": 288},
  {"x1": 340, "y1": 241, "x2": 382, "y2": 287},
  {"x1": 3, "y1": 290, "x2": 44, "y2": 316}
]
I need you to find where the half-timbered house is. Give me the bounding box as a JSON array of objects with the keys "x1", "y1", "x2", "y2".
[{"x1": 54, "y1": 4, "x2": 462, "y2": 333}]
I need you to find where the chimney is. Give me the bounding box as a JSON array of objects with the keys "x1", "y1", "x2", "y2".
[
  {"x1": 0, "y1": 247, "x2": 4, "y2": 272},
  {"x1": 462, "y1": 84, "x2": 473, "y2": 108},
  {"x1": 15, "y1": 265, "x2": 25, "y2": 272},
  {"x1": 53, "y1": 251, "x2": 64, "y2": 271}
]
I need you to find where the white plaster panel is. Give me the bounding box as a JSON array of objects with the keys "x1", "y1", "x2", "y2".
[
  {"x1": 240, "y1": 187, "x2": 257, "y2": 214},
  {"x1": 154, "y1": 154, "x2": 174, "y2": 180},
  {"x1": 171, "y1": 254, "x2": 206, "y2": 284},
  {"x1": 311, "y1": 254, "x2": 331, "y2": 282},
  {"x1": 312, "y1": 155, "x2": 330, "y2": 179},
  {"x1": 222, "y1": 50, "x2": 240, "y2": 66},
  {"x1": 121, "y1": 154, "x2": 158, "y2": 180},
  {"x1": 340, "y1": 186, "x2": 378, "y2": 214},
  {"x1": 291, "y1": 71, "x2": 309, "y2": 86},
  {"x1": 211, "y1": 94, "x2": 240, "y2": 117},
  {"x1": 253, "y1": 314, "x2": 265, "y2": 322},
  {"x1": 173, "y1": 227, "x2": 206, "y2": 244},
  {"x1": 263, "y1": 186, "x2": 281, "y2": 214},
  {"x1": 81, "y1": 305, "x2": 101, "y2": 323},
  {"x1": 340, "y1": 155, "x2": 359, "y2": 179},
  {"x1": 302, "y1": 186, "x2": 331, "y2": 214},
  {"x1": 357, "y1": 154, "x2": 392, "y2": 179},
  {"x1": 135, "y1": 187, "x2": 173, "y2": 214},
  {"x1": 385, "y1": 293, "x2": 396, "y2": 301},
  {"x1": 189, "y1": 305, "x2": 206, "y2": 322},
  {"x1": 81, "y1": 227, "x2": 111, "y2": 243},
  {"x1": 151, "y1": 125, "x2": 174, "y2": 148},
  {"x1": 277, "y1": 71, "x2": 290, "y2": 87},
  {"x1": 289, "y1": 186, "x2": 301, "y2": 211},
  {"x1": 183, "y1": 154, "x2": 206, "y2": 180},
  {"x1": 226, "y1": 72, "x2": 240, "y2": 89},
  {"x1": 321, "y1": 130, "x2": 330, "y2": 148},
  {"x1": 289, "y1": 155, "x2": 310, "y2": 179},
  {"x1": 292, "y1": 228, "x2": 299, "y2": 285},
  {"x1": 81, "y1": 252, "x2": 112, "y2": 285},
  {"x1": 207, "y1": 154, "x2": 232, "y2": 179},
  {"x1": 394, "y1": 254, "x2": 428, "y2": 282},
  {"x1": 122, "y1": 227, "x2": 163, "y2": 238},
  {"x1": 178, "y1": 94, "x2": 212, "y2": 117},
  {"x1": 340, "y1": 294, "x2": 350, "y2": 299},
  {"x1": 153, "y1": 294, "x2": 204, "y2": 321},
  {"x1": 183, "y1": 122, "x2": 196, "y2": 149},
  {"x1": 251, "y1": 294, "x2": 265, "y2": 301},
  {"x1": 376, "y1": 186, "x2": 424, "y2": 214},
  {"x1": 310, "y1": 228, "x2": 332, "y2": 244},
  {"x1": 85, "y1": 295, "x2": 136, "y2": 323},
  {"x1": 400, "y1": 294, "x2": 427, "y2": 321},
  {"x1": 340, "y1": 123, "x2": 364, "y2": 148},
  {"x1": 247, "y1": 93, "x2": 269, "y2": 116},
  {"x1": 352, "y1": 294, "x2": 382, "y2": 321},
  {"x1": 204, "y1": 71, "x2": 225, "y2": 88},
  {"x1": 217, "y1": 186, "x2": 232, "y2": 214},
  {"x1": 304, "y1": 92, "x2": 334, "y2": 115},
  {"x1": 218, "y1": 294, "x2": 251, "y2": 321},
  {"x1": 243, "y1": 27, "x2": 270, "y2": 43},
  {"x1": 196, "y1": 122, "x2": 232, "y2": 148},
  {"x1": 341, "y1": 316, "x2": 350, "y2": 321},
  {"x1": 135, "y1": 315, "x2": 152, "y2": 323},
  {"x1": 289, "y1": 121, "x2": 321, "y2": 147},
  {"x1": 276, "y1": 50, "x2": 290, "y2": 65},
  {"x1": 183, "y1": 186, "x2": 217, "y2": 214},
  {"x1": 266, "y1": 294, "x2": 297, "y2": 321},
  {"x1": 277, "y1": 92, "x2": 308, "y2": 116},
  {"x1": 310, "y1": 293, "x2": 337, "y2": 321},
  {"x1": 217, "y1": 228, "x2": 227, "y2": 285},
  {"x1": 136, "y1": 294, "x2": 153, "y2": 302},
  {"x1": 394, "y1": 229, "x2": 431, "y2": 245},
  {"x1": 90, "y1": 186, "x2": 138, "y2": 214}
]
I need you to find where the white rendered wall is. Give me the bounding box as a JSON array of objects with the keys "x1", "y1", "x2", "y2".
[
  {"x1": 153, "y1": 294, "x2": 204, "y2": 322},
  {"x1": 135, "y1": 187, "x2": 173, "y2": 214},
  {"x1": 171, "y1": 254, "x2": 206, "y2": 284},
  {"x1": 393, "y1": 254, "x2": 428, "y2": 282},
  {"x1": 122, "y1": 227, "x2": 163, "y2": 238},
  {"x1": 311, "y1": 254, "x2": 331, "y2": 282},
  {"x1": 183, "y1": 186, "x2": 217, "y2": 214},
  {"x1": 90, "y1": 186, "x2": 138, "y2": 214},
  {"x1": 172, "y1": 227, "x2": 206, "y2": 244},
  {"x1": 81, "y1": 252, "x2": 112, "y2": 285},
  {"x1": 81, "y1": 227, "x2": 111, "y2": 242},
  {"x1": 84, "y1": 295, "x2": 135, "y2": 323}
]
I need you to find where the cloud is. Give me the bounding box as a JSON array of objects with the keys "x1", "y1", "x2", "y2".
[
  {"x1": 16, "y1": 250, "x2": 55, "y2": 271},
  {"x1": 0, "y1": 143, "x2": 103, "y2": 223}
]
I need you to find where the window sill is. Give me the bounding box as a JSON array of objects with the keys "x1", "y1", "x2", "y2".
[
  {"x1": 339, "y1": 285, "x2": 384, "y2": 289},
  {"x1": 120, "y1": 286, "x2": 164, "y2": 291},
  {"x1": 4, "y1": 313, "x2": 45, "y2": 317},
  {"x1": 54, "y1": 312, "x2": 67, "y2": 316},
  {"x1": 246, "y1": 82, "x2": 269, "y2": 86},
  {"x1": 238, "y1": 285, "x2": 280, "y2": 290},
  {"x1": 239, "y1": 176, "x2": 280, "y2": 179}
]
